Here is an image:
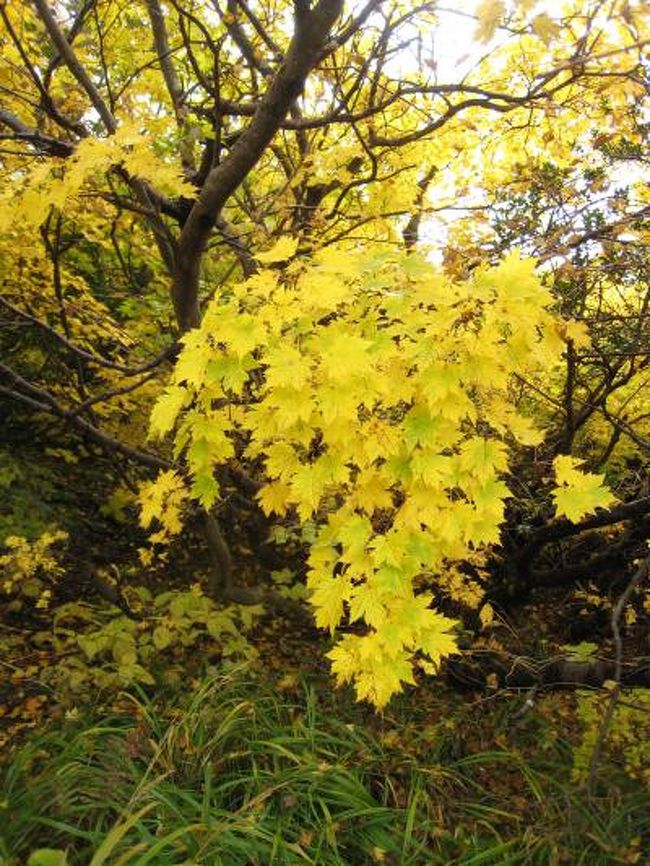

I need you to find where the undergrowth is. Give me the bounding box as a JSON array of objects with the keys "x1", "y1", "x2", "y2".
[{"x1": 1, "y1": 667, "x2": 648, "y2": 865}]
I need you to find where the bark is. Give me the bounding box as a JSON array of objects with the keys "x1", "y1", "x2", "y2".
[
  {"x1": 447, "y1": 652, "x2": 650, "y2": 692},
  {"x1": 171, "y1": 0, "x2": 344, "y2": 331},
  {"x1": 497, "y1": 495, "x2": 650, "y2": 601},
  {"x1": 32, "y1": 0, "x2": 116, "y2": 134}
]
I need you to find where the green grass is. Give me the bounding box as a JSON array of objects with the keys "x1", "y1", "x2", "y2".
[{"x1": 1, "y1": 667, "x2": 648, "y2": 865}]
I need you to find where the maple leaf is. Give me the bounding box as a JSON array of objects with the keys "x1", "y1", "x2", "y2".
[
  {"x1": 317, "y1": 384, "x2": 361, "y2": 423},
  {"x1": 500, "y1": 409, "x2": 544, "y2": 446},
  {"x1": 410, "y1": 451, "x2": 453, "y2": 488},
  {"x1": 318, "y1": 329, "x2": 372, "y2": 384},
  {"x1": 206, "y1": 355, "x2": 255, "y2": 393},
  {"x1": 463, "y1": 507, "x2": 503, "y2": 547},
  {"x1": 403, "y1": 404, "x2": 438, "y2": 449},
  {"x1": 290, "y1": 464, "x2": 328, "y2": 519},
  {"x1": 174, "y1": 338, "x2": 213, "y2": 388},
  {"x1": 256, "y1": 236, "x2": 299, "y2": 264},
  {"x1": 298, "y1": 267, "x2": 353, "y2": 310},
  {"x1": 264, "y1": 442, "x2": 300, "y2": 480},
  {"x1": 552, "y1": 455, "x2": 617, "y2": 523},
  {"x1": 475, "y1": 0, "x2": 505, "y2": 43},
  {"x1": 471, "y1": 476, "x2": 510, "y2": 514},
  {"x1": 265, "y1": 386, "x2": 315, "y2": 428},
  {"x1": 356, "y1": 651, "x2": 415, "y2": 708},
  {"x1": 188, "y1": 416, "x2": 234, "y2": 462},
  {"x1": 192, "y1": 472, "x2": 220, "y2": 510},
  {"x1": 138, "y1": 470, "x2": 188, "y2": 535},
  {"x1": 349, "y1": 470, "x2": 394, "y2": 512},
  {"x1": 222, "y1": 313, "x2": 267, "y2": 357},
  {"x1": 149, "y1": 386, "x2": 187, "y2": 439},
  {"x1": 264, "y1": 345, "x2": 311, "y2": 389},
  {"x1": 348, "y1": 582, "x2": 388, "y2": 627},
  {"x1": 257, "y1": 480, "x2": 292, "y2": 516},
  {"x1": 327, "y1": 635, "x2": 359, "y2": 684},
  {"x1": 531, "y1": 12, "x2": 561, "y2": 46},
  {"x1": 458, "y1": 437, "x2": 509, "y2": 483},
  {"x1": 310, "y1": 574, "x2": 350, "y2": 631},
  {"x1": 338, "y1": 515, "x2": 373, "y2": 559},
  {"x1": 557, "y1": 319, "x2": 591, "y2": 349}
]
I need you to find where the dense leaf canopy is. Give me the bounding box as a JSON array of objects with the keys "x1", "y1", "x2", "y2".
[{"x1": 0, "y1": 0, "x2": 648, "y2": 706}]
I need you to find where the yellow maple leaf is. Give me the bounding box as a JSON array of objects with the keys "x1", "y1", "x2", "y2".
[
  {"x1": 290, "y1": 464, "x2": 329, "y2": 519},
  {"x1": 149, "y1": 386, "x2": 187, "y2": 439},
  {"x1": 310, "y1": 574, "x2": 350, "y2": 632},
  {"x1": 552, "y1": 455, "x2": 617, "y2": 523},
  {"x1": 531, "y1": 12, "x2": 561, "y2": 46},
  {"x1": 558, "y1": 319, "x2": 591, "y2": 349},
  {"x1": 327, "y1": 635, "x2": 359, "y2": 684},
  {"x1": 256, "y1": 236, "x2": 299, "y2": 264},
  {"x1": 475, "y1": 0, "x2": 505, "y2": 43},
  {"x1": 264, "y1": 345, "x2": 311, "y2": 389},
  {"x1": 458, "y1": 437, "x2": 509, "y2": 483},
  {"x1": 256, "y1": 480, "x2": 292, "y2": 516},
  {"x1": 318, "y1": 331, "x2": 373, "y2": 384},
  {"x1": 264, "y1": 442, "x2": 300, "y2": 481},
  {"x1": 348, "y1": 582, "x2": 388, "y2": 628}
]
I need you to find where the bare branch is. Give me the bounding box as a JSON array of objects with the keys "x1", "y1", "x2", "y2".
[
  {"x1": 0, "y1": 363, "x2": 170, "y2": 471},
  {"x1": 587, "y1": 555, "x2": 649, "y2": 793},
  {"x1": 0, "y1": 296, "x2": 177, "y2": 376},
  {"x1": 144, "y1": 0, "x2": 186, "y2": 118},
  {"x1": 32, "y1": 0, "x2": 117, "y2": 133}
]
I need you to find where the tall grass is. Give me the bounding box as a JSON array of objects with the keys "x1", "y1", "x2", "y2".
[{"x1": 1, "y1": 668, "x2": 648, "y2": 865}]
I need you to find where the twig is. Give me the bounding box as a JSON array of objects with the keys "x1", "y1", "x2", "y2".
[{"x1": 586, "y1": 554, "x2": 649, "y2": 794}]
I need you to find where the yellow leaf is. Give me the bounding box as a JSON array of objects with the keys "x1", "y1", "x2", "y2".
[
  {"x1": 290, "y1": 464, "x2": 329, "y2": 520},
  {"x1": 256, "y1": 236, "x2": 299, "y2": 264},
  {"x1": 318, "y1": 331, "x2": 373, "y2": 384},
  {"x1": 458, "y1": 437, "x2": 509, "y2": 483},
  {"x1": 552, "y1": 455, "x2": 617, "y2": 523},
  {"x1": 149, "y1": 386, "x2": 187, "y2": 439},
  {"x1": 348, "y1": 582, "x2": 388, "y2": 628},
  {"x1": 264, "y1": 345, "x2": 311, "y2": 389},
  {"x1": 531, "y1": 12, "x2": 561, "y2": 45},
  {"x1": 475, "y1": 0, "x2": 505, "y2": 43},
  {"x1": 479, "y1": 602, "x2": 494, "y2": 627},
  {"x1": 264, "y1": 442, "x2": 300, "y2": 481},
  {"x1": 257, "y1": 480, "x2": 292, "y2": 516},
  {"x1": 560, "y1": 319, "x2": 591, "y2": 349},
  {"x1": 310, "y1": 574, "x2": 350, "y2": 631}
]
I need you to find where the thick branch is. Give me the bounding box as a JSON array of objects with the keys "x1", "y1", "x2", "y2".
[
  {"x1": 171, "y1": 0, "x2": 344, "y2": 331},
  {"x1": 0, "y1": 108, "x2": 74, "y2": 156},
  {"x1": 522, "y1": 495, "x2": 650, "y2": 549}
]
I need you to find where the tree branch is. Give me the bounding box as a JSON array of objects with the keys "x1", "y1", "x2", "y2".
[
  {"x1": 144, "y1": 0, "x2": 186, "y2": 119},
  {"x1": 32, "y1": 0, "x2": 117, "y2": 134},
  {"x1": 171, "y1": 0, "x2": 344, "y2": 331}
]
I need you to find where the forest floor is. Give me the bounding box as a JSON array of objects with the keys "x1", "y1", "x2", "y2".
[{"x1": 1, "y1": 461, "x2": 649, "y2": 865}]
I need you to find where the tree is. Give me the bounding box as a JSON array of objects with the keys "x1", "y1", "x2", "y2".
[{"x1": 1, "y1": 0, "x2": 648, "y2": 706}]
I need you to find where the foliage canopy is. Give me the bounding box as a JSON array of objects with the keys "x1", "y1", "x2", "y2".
[{"x1": 0, "y1": 0, "x2": 648, "y2": 707}]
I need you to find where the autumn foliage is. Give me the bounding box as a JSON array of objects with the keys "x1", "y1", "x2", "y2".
[{"x1": 0, "y1": 0, "x2": 648, "y2": 711}]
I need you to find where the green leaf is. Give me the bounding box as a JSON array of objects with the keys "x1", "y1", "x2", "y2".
[
  {"x1": 152, "y1": 624, "x2": 173, "y2": 649},
  {"x1": 28, "y1": 851, "x2": 69, "y2": 866},
  {"x1": 562, "y1": 642, "x2": 599, "y2": 663}
]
